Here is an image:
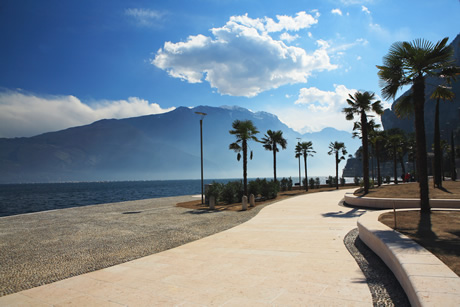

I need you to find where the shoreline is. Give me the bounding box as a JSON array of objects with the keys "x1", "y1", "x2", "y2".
[{"x1": 0, "y1": 194, "x2": 271, "y2": 297}]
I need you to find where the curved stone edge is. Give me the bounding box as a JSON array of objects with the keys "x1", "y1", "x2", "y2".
[
  {"x1": 357, "y1": 209, "x2": 460, "y2": 307},
  {"x1": 345, "y1": 193, "x2": 460, "y2": 209}
]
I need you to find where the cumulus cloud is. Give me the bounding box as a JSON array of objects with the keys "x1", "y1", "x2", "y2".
[
  {"x1": 280, "y1": 32, "x2": 300, "y2": 43},
  {"x1": 125, "y1": 8, "x2": 164, "y2": 27},
  {"x1": 268, "y1": 85, "x2": 389, "y2": 133},
  {"x1": 361, "y1": 6, "x2": 371, "y2": 14},
  {"x1": 152, "y1": 12, "x2": 337, "y2": 97},
  {"x1": 0, "y1": 91, "x2": 175, "y2": 138},
  {"x1": 331, "y1": 9, "x2": 343, "y2": 16}
]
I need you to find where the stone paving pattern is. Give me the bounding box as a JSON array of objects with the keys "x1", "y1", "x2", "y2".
[{"x1": 0, "y1": 188, "x2": 374, "y2": 306}]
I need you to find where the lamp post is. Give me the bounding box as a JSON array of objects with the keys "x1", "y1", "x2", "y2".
[
  {"x1": 297, "y1": 137, "x2": 301, "y2": 188},
  {"x1": 195, "y1": 112, "x2": 207, "y2": 204}
]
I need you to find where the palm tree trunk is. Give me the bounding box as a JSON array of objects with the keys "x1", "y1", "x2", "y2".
[
  {"x1": 243, "y1": 139, "x2": 248, "y2": 197},
  {"x1": 377, "y1": 144, "x2": 382, "y2": 186},
  {"x1": 434, "y1": 99, "x2": 442, "y2": 188},
  {"x1": 393, "y1": 149, "x2": 398, "y2": 184},
  {"x1": 304, "y1": 155, "x2": 308, "y2": 191},
  {"x1": 335, "y1": 152, "x2": 339, "y2": 190},
  {"x1": 273, "y1": 149, "x2": 277, "y2": 182},
  {"x1": 413, "y1": 76, "x2": 430, "y2": 213},
  {"x1": 452, "y1": 131, "x2": 457, "y2": 181},
  {"x1": 399, "y1": 154, "x2": 406, "y2": 180},
  {"x1": 361, "y1": 112, "x2": 370, "y2": 194}
]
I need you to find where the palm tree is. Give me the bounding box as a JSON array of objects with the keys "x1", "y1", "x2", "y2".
[
  {"x1": 261, "y1": 130, "x2": 287, "y2": 182},
  {"x1": 368, "y1": 128, "x2": 384, "y2": 186},
  {"x1": 377, "y1": 37, "x2": 455, "y2": 214},
  {"x1": 229, "y1": 120, "x2": 259, "y2": 197},
  {"x1": 343, "y1": 91, "x2": 383, "y2": 194},
  {"x1": 386, "y1": 132, "x2": 404, "y2": 184},
  {"x1": 328, "y1": 141, "x2": 347, "y2": 190},
  {"x1": 295, "y1": 141, "x2": 315, "y2": 191},
  {"x1": 431, "y1": 85, "x2": 455, "y2": 188}
]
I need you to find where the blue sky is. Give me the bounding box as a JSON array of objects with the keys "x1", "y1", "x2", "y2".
[{"x1": 0, "y1": 0, "x2": 459, "y2": 138}]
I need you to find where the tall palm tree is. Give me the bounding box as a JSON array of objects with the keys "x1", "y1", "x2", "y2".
[
  {"x1": 261, "y1": 130, "x2": 287, "y2": 182},
  {"x1": 328, "y1": 141, "x2": 347, "y2": 190},
  {"x1": 431, "y1": 85, "x2": 455, "y2": 188},
  {"x1": 229, "y1": 120, "x2": 259, "y2": 197},
  {"x1": 386, "y1": 132, "x2": 404, "y2": 184},
  {"x1": 295, "y1": 141, "x2": 315, "y2": 191},
  {"x1": 343, "y1": 91, "x2": 383, "y2": 194},
  {"x1": 369, "y1": 127, "x2": 384, "y2": 186},
  {"x1": 377, "y1": 37, "x2": 455, "y2": 214}
]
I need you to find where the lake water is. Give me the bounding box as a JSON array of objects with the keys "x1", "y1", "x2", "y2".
[{"x1": 0, "y1": 177, "x2": 353, "y2": 217}]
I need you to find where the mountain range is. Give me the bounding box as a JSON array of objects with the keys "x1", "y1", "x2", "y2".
[{"x1": 0, "y1": 105, "x2": 360, "y2": 183}]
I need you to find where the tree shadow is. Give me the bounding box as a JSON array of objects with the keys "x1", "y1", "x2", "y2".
[
  {"x1": 322, "y1": 207, "x2": 366, "y2": 219},
  {"x1": 436, "y1": 186, "x2": 453, "y2": 194},
  {"x1": 183, "y1": 209, "x2": 218, "y2": 215},
  {"x1": 416, "y1": 212, "x2": 437, "y2": 240}
]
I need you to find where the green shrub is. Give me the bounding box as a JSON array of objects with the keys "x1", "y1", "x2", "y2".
[
  {"x1": 315, "y1": 177, "x2": 320, "y2": 188},
  {"x1": 205, "y1": 182, "x2": 222, "y2": 202},
  {"x1": 258, "y1": 179, "x2": 279, "y2": 200},
  {"x1": 248, "y1": 179, "x2": 261, "y2": 196},
  {"x1": 287, "y1": 177, "x2": 293, "y2": 191},
  {"x1": 340, "y1": 177, "x2": 346, "y2": 186},
  {"x1": 309, "y1": 178, "x2": 315, "y2": 189},
  {"x1": 221, "y1": 180, "x2": 243, "y2": 204},
  {"x1": 328, "y1": 176, "x2": 336, "y2": 187},
  {"x1": 280, "y1": 178, "x2": 289, "y2": 191}
]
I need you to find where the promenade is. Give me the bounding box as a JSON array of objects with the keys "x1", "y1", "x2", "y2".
[{"x1": 1, "y1": 188, "x2": 373, "y2": 306}]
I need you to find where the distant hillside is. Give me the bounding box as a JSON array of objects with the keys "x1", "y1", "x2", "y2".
[{"x1": 0, "y1": 105, "x2": 359, "y2": 183}]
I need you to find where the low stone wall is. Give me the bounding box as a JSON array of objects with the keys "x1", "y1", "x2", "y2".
[
  {"x1": 358, "y1": 209, "x2": 460, "y2": 307},
  {"x1": 344, "y1": 193, "x2": 460, "y2": 209}
]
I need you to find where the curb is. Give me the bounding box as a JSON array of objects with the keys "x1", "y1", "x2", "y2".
[
  {"x1": 345, "y1": 193, "x2": 460, "y2": 209},
  {"x1": 358, "y1": 209, "x2": 460, "y2": 307}
]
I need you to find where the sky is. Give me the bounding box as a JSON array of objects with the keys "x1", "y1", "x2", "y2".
[{"x1": 0, "y1": 0, "x2": 459, "y2": 138}]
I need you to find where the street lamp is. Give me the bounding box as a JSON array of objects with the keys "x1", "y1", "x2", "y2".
[
  {"x1": 195, "y1": 112, "x2": 207, "y2": 204},
  {"x1": 297, "y1": 137, "x2": 301, "y2": 188}
]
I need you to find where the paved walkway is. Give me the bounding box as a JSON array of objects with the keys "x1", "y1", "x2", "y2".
[{"x1": 0, "y1": 188, "x2": 372, "y2": 306}]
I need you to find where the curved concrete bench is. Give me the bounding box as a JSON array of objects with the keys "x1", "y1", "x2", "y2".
[
  {"x1": 358, "y1": 210, "x2": 460, "y2": 307},
  {"x1": 345, "y1": 193, "x2": 460, "y2": 209}
]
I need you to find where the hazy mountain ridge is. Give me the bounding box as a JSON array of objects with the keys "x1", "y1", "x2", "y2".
[{"x1": 0, "y1": 105, "x2": 359, "y2": 183}]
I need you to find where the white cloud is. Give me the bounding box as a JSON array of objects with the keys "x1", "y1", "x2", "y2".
[
  {"x1": 268, "y1": 85, "x2": 389, "y2": 133},
  {"x1": 152, "y1": 12, "x2": 337, "y2": 97},
  {"x1": 0, "y1": 91, "x2": 174, "y2": 138},
  {"x1": 280, "y1": 32, "x2": 299, "y2": 42},
  {"x1": 361, "y1": 6, "x2": 371, "y2": 14},
  {"x1": 331, "y1": 9, "x2": 343, "y2": 16},
  {"x1": 125, "y1": 8, "x2": 164, "y2": 27}
]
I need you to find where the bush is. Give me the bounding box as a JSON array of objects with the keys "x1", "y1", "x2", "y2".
[
  {"x1": 260, "y1": 179, "x2": 279, "y2": 199},
  {"x1": 340, "y1": 177, "x2": 346, "y2": 186},
  {"x1": 248, "y1": 179, "x2": 261, "y2": 196},
  {"x1": 221, "y1": 180, "x2": 243, "y2": 204},
  {"x1": 315, "y1": 177, "x2": 320, "y2": 188},
  {"x1": 287, "y1": 177, "x2": 293, "y2": 191},
  {"x1": 280, "y1": 178, "x2": 289, "y2": 191},
  {"x1": 309, "y1": 178, "x2": 315, "y2": 189},
  {"x1": 328, "y1": 176, "x2": 336, "y2": 187},
  {"x1": 205, "y1": 182, "x2": 223, "y2": 202}
]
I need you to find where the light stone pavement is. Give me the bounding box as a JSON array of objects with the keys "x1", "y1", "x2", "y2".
[{"x1": 0, "y1": 188, "x2": 372, "y2": 306}]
